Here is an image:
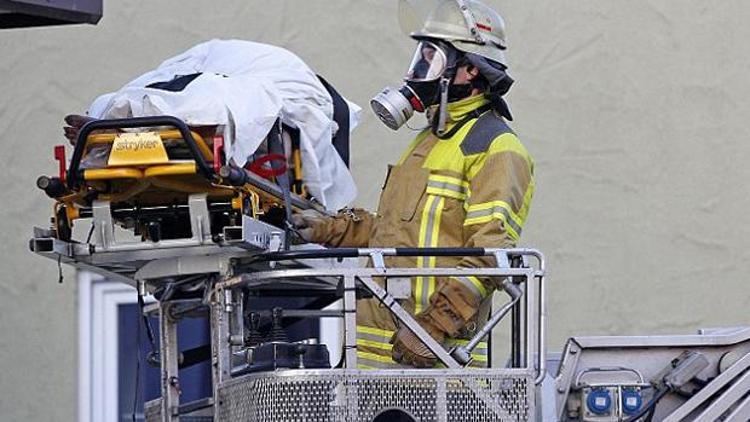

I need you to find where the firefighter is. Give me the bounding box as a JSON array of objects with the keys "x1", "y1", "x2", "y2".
[{"x1": 293, "y1": 0, "x2": 534, "y2": 368}]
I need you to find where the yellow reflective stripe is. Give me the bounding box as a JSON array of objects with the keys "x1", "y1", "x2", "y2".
[
  {"x1": 357, "y1": 338, "x2": 392, "y2": 351},
  {"x1": 451, "y1": 276, "x2": 488, "y2": 299},
  {"x1": 357, "y1": 351, "x2": 396, "y2": 364},
  {"x1": 465, "y1": 200, "x2": 523, "y2": 227},
  {"x1": 356, "y1": 325, "x2": 394, "y2": 338},
  {"x1": 426, "y1": 185, "x2": 466, "y2": 200},
  {"x1": 428, "y1": 174, "x2": 469, "y2": 189},
  {"x1": 464, "y1": 200, "x2": 523, "y2": 240},
  {"x1": 416, "y1": 195, "x2": 445, "y2": 313},
  {"x1": 357, "y1": 363, "x2": 378, "y2": 370},
  {"x1": 426, "y1": 174, "x2": 469, "y2": 200}
]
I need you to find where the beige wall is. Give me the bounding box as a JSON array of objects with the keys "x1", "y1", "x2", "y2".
[{"x1": 1, "y1": 0, "x2": 749, "y2": 420}]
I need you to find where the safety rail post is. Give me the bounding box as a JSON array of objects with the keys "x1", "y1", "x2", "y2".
[
  {"x1": 159, "y1": 302, "x2": 180, "y2": 422},
  {"x1": 343, "y1": 275, "x2": 358, "y2": 369}
]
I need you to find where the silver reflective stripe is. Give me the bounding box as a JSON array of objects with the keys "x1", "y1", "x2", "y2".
[
  {"x1": 357, "y1": 331, "x2": 391, "y2": 344},
  {"x1": 466, "y1": 205, "x2": 523, "y2": 235},
  {"x1": 427, "y1": 180, "x2": 467, "y2": 195},
  {"x1": 452, "y1": 276, "x2": 485, "y2": 300},
  {"x1": 419, "y1": 196, "x2": 443, "y2": 311},
  {"x1": 422, "y1": 195, "x2": 442, "y2": 249}
]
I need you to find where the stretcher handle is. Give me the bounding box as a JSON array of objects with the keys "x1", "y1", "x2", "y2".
[
  {"x1": 251, "y1": 247, "x2": 494, "y2": 263},
  {"x1": 67, "y1": 115, "x2": 214, "y2": 189}
]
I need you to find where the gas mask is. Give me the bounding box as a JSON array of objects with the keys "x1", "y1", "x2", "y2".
[{"x1": 371, "y1": 40, "x2": 467, "y2": 132}]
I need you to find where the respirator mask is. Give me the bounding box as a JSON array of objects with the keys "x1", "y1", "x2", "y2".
[{"x1": 371, "y1": 40, "x2": 465, "y2": 132}]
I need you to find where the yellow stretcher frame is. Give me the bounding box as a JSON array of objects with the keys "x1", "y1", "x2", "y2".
[{"x1": 46, "y1": 116, "x2": 307, "y2": 241}]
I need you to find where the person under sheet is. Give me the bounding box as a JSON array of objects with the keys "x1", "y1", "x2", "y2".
[{"x1": 77, "y1": 39, "x2": 360, "y2": 211}]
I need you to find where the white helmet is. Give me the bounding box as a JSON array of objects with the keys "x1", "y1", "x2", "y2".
[{"x1": 399, "y1": 0, "x2": 509, "y2": 67}]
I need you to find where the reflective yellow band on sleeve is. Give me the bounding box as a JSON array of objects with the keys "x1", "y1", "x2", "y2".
[
  {"x1": 464, "y1": 200, "x2": 523, "y2": 240},
  {"x1": 451, "y1": 276, "x2": 488, "y2": 299}
]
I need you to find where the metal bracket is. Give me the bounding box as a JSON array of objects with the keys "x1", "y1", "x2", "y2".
[
  {"x1": 455, "y1": 0, "x2": 486, "y2": 44},
  {"x1": 188, "y1": 193, "x2": 211, "y2": 244},
  {"x1": 494, "y1": 250, "x2": 510, "y2": 268},
  {"x1": 221, "y1": 215, "x2": 285, "y2": 252},
  {"x1": 92, "y1": 200, "x2": 115, "y2": 250},
  {"x1": 369, "y1": 250, "x2": 386, "y2": 270}
]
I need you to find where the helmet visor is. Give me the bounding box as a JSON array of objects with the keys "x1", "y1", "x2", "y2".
[{"x1": 404, "y1": 41, "x2": 447, "y2": 82}]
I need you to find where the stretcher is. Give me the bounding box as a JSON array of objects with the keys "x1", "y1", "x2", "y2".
[{"x1": 37, "y1": 115, "x2": 319, "y2": 245}]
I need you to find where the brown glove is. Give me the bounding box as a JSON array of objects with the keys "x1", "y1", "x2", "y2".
[
  {"x1": 291, "y1": 208, "x2": 374, "y2": 247},
  {"x1": 391, "y1": 280, "x2": 483, "y2": 368},
  {"x1": 291, "y1": 209, "x2": 335, "y2": 244},
  {"x1": 391, "y1": 313, "x2": 445, "y2": 368}
]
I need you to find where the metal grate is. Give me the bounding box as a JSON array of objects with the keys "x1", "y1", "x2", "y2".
[{"x1": 216, "y1": 369, "x2": 533, "y2": 422}]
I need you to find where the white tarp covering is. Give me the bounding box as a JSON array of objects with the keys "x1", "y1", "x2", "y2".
[{"x1": 88, "y1": 39, "x2": 360, "y2": 211}]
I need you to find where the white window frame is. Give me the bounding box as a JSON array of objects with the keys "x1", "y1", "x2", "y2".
[
  {"x1": 78, "y1": 271, "x2": 153, "y2": 422},
  {"x1": 77, "y1": 272, "x2": 343, "y2": 422}
]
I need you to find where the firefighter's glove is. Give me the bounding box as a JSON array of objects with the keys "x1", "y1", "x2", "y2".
[
  {"x1": 423, "y1": 282, "x2": 482, "y2": 337},
  {"x1": 392, "y1": 282, "x2": 483, "y2": 368},
  {"x1": 391, "y1": 314, "x2": 445, "y2": 368},
  {"x1": 291, "y1": 209, "x2": 333, "y2": 244}
]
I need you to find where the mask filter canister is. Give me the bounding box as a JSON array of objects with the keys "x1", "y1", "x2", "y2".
[{"x1": 370, "y1": 85, "x2": 424, "y2": 130}]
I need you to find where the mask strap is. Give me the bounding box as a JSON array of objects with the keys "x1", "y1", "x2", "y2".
[{"x1": 435, "y1": 76, "x2": 451, "y2": 136}]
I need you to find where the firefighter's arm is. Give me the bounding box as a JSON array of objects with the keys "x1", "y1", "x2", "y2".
[
  {"x1": 292, "y1": 208, "x2": 375, "y2": 247},
  {"x1": 432, "y1": 133, "x2": 535, "y2": 329}
]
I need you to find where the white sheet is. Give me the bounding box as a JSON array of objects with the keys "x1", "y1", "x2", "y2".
[{"x1": 88, "y1": 39, "x2": 360, "y2": 211}]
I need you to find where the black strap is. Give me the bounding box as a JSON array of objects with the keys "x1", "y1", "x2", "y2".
[
  {"x1": 317, "y1": 75, "x2": 350, "y2": 167},
  {"x1": 435, "y1": 103, "x2": 493, "y2": 140},
  {"x1": 267, "y1": 121, "x2": 294, "y2": 250},
  {"x1": 146, "y1": 73, "x2": 203, "y2": 92}
]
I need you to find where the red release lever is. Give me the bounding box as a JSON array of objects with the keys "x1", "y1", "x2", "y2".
[
  {"x1": 247, "y1": 154, "x2": 288, "y2": 179},
  {"x1": 54, "y1": 145, "x2": 66, "y2": 182},
  {"x1": 213, "y1": 135, "x2": 224, "y2": 173}
]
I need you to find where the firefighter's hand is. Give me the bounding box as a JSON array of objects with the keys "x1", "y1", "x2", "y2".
[
  {"x1": 391, "y1": 315, "x2": 446, "y2": 368},
  {"x1": 291, "y1": 209, "x2": 333, "y2": 244}
]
